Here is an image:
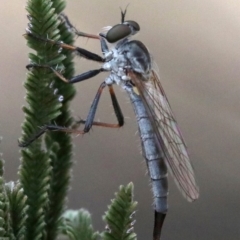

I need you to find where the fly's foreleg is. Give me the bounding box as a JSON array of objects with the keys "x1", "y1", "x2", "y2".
[
  {"x1": 59, "y1": 13, "x2": 100, "y2": 40},
  {"x1": 24, "y1": 31, "x2": 104, "y2": 62},
  {"x1": 59, "y1": 13, "x2": 111, "y2": 58}
]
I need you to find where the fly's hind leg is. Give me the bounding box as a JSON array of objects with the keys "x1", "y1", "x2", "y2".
[
  {"x1": 19, "y1": 82, "x2": 124, "y2": 148},
  {"x1": 77, "y1": 84, "x2": 124, "y2": 131},
  {"x1": 18, "y1": 125, "x2": 85, "y2": 148}
]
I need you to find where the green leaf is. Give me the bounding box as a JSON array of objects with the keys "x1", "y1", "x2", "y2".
[
  {"x1": 59, "y1": 209, "x2": 100, "y2": 240},
  {"x1": 5, "y1": 181, "x2": 28, "y2": 240},
  {"x1": 102, "y1": 182, "x2": 138, "y2": 240},
  {"x1": 0, "y1": 158, "x2": 14, "y2": 239},
  {"x1": 19, "y1": 1, "x2": 74, "y2": 239}
]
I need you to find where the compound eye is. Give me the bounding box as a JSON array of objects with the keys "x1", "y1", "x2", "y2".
[
  {"x1": 106, "y1": 24, "x2": 131, "y2": 43},
  {"x1": 124, "y1": 20, "x2": 140, "y2": 31}
]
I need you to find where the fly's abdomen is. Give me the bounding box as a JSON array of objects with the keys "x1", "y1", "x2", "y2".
[{"x1": 127, "y1": 88, "x2": 168, "y2": 214}]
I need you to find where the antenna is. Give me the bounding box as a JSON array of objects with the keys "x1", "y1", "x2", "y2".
[{"x1": 120, "y1": 4, "x2": 129, "y2": 23}]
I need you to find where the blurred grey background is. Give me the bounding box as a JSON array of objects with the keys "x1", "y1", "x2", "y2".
[{"x1": 0, "y1": 0, "x2": 240, "y2": 239}]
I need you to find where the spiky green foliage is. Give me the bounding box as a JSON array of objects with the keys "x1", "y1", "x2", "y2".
[
  {"x1": 102, "y1": 182, "x2": 137, "y2": 240},
  {"x1": 44, "y1": 1, "x2": 76, "y2": 239},
  {"x1": 18, "y1": 0, "x2": 75, "y2": 239},
  {"x1": 19, "y1": 148, "x2": 52, "y2": 239},
  {"x1": 59, "y1": 209, "x2": 100, "y2": 240},
  {"x1": 5, "y1": 181, "x2": 28, "y2": 240},
  {"x1": 0, "y1": 159, "x2": 14, "y2": 239}
]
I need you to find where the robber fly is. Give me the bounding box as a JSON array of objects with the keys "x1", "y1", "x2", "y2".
[{"x1": 20, "y1": 8, "x2": 199, "y2": 240}]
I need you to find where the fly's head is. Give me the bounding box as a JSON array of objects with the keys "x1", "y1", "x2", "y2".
[
  {"x1": 103, "y1": 21, "x2": 140, "y2": 44},
  {"x1": 100, "y1": 8, "x2": 140, "y2": 44}
]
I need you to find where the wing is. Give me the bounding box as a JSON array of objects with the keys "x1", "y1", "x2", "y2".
[{"x1": 129, "y1": 70, "x2": 199, "y2": 201}]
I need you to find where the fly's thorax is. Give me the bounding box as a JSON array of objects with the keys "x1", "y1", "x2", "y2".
[
  {"x1": 103, "y1": 38, "x2": 152, "y2": 88},
  {"x1": 118, "y1": 40, "x2": 151, "y2": 75}
]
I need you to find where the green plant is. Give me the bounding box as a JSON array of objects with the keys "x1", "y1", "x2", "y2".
[{"x1": 0, "y1": 0, "x2": 138, "y2": 239}]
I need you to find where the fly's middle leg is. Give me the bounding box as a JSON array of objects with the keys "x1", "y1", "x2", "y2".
[{"x1": 26, "y1": 64, "x2": 106, "y2": 84}]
